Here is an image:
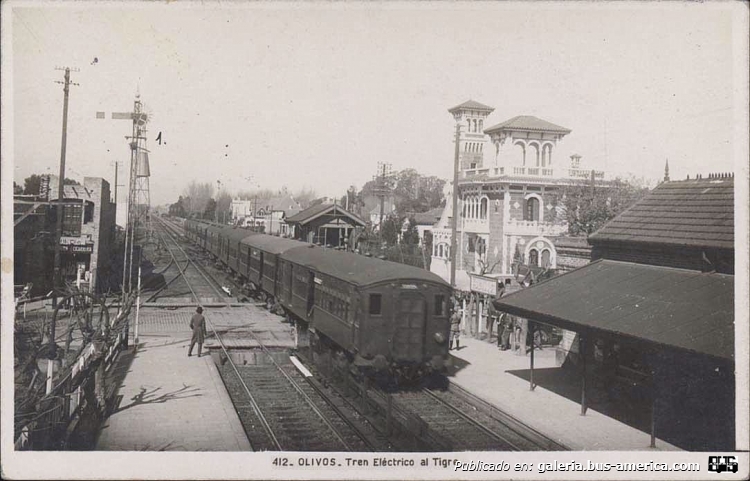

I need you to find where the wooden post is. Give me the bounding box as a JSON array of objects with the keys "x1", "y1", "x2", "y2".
[
  {"x1": 580, "y1": 334, "x2": 587, "y2": 415},
  {"x1": 529, "y1": 321, "x2": 535, "y2": 391}
]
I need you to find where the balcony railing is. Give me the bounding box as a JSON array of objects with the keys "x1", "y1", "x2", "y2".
[
  {"x1": 462, "y1": 218, "x2": 489, "y2": 234},
  {"x1": 462, "y1": 166, "x2": 604, "y2": 180},
  {"x1": 504, "y1": 219, "x2": 568, "y2": 237}
]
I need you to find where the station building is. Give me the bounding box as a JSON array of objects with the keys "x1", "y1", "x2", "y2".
[
  {"x1": 286, "y1": 203, "x2": 365, "y2": 247},
  {"x1": 496, "y1": 174, "x2": 736, "y2": 450}
]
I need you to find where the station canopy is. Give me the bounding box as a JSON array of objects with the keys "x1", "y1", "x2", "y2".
[{"x1": 494, "y1": 259, "x2": 734, "y2": 361}]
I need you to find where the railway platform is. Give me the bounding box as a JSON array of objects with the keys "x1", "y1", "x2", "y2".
[
  {"x1": 447, "y1": 336, "x2": 681, "y2": 451},
  {"x1": 95, "y1": 304, "x2": 293, "y2": 451}
]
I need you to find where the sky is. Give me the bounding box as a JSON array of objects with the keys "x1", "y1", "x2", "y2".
[{"x1": 6, "y1": 1, "x2": 745, "y2": 210}]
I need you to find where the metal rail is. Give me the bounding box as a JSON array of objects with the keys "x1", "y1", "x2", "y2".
[
  {"x1": 156, "y1": 216, "x2": 356, "y2": 452},
  {"x1": 423, "y1": 388, "x2": 524, "y2": 450},
  {"x1": 153, "y1": 217, "x2": 281, "y2": 450}
]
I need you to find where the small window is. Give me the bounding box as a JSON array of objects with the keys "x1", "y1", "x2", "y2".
[
  {"x1": 369, "y1": 294, "x2": 382, "y2": 316},
  {"x1": 435, "y1": 295, "x2": 445, "y2": 316}
]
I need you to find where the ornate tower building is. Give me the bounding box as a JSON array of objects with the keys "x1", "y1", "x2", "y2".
[
  {"x1": 448, "y1": 100, "x2": 495, "y2": 171},
  {"x1": 431, "y1": 100, "x2": 604, "y2": 294}
]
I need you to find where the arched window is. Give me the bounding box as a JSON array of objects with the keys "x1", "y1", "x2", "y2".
[
  {"x1": 438, "y1": 244, "x2": 444, "y2": 257},
  {"x1": 467, "y1": 119, "x2": 471, "y2": 132},
  {"x1": 480, "y1": 197, "x2": 488, "y2": 220},
  {"x1": 529, "y1": 249, "x2": 539, "y2": 267},
  {"x1": 516, "y1": 142, "x2": 526, "y2": 166},
  {"x1": 529, "y1": 143, "x2": 540, "y2": 167},
  {"x1": 541, "y1": 249, "x2": 551, "y2": 268},
  {"x1": 524, "y1": 197, "x2": 540, "y2": 222},
  {"x1": 473, "y1": 119, "x2": 478, "y2": 132},
  {"x1": 479, "y1": 119, "x2": 483, "y2": 132}
]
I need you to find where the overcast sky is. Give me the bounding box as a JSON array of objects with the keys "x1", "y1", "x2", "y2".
[{"x1": 7, "y1": 1, "x2": 745, "y2": 208}]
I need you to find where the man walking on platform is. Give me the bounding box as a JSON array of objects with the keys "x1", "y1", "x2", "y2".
[{"x1": 188, "y1": 306, "x2": 207, "y2": 357}]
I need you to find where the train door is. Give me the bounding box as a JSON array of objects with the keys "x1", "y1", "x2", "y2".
[
  {"x1": 258, "y1": 252, "x2": 264, "y2": 281},
  {"x1": 392, "y1": 291, "x2": 427, "y2": 362},
  {"x1": 306, "y1": 271, "x2": 315, "y2": 317}
]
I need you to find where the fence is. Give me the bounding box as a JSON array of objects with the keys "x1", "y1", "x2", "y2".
[{"x1": 14, "y1": 319, "x2": 128, "y2": 450}]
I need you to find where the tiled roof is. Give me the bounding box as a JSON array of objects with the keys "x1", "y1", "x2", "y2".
[
  {"x1": 589, "y1": 178, "x2": 734, "y2": 250},
  {"x1": 286, "y1": 203, "x2": 365, "y2": 226},
  {"x1": 496, "y1": 259, "x2": 734, "y2": 360},
  {"x1": 484, "y1": 115, "x2": 571, "y2": 134},
  {"x1": 448, "y1": 100, "x2": 495, "y2": 114},
  {"x1": 411, "y1": 207, "x2": 444, "y2": 226}
]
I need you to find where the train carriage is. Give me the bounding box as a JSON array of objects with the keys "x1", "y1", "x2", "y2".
[
  {"x1": 222, "y1": 228, "x2": 256, "y2": 275},
  {"x1": 241, "y1": 235, "x2": 307, "y2": 297},
  {"x1": 281, "y1": 246, "x2": 452, "y2": 371}
]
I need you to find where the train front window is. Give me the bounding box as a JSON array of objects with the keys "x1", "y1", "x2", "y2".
[
  {"x1": 369, "y1": 294, "x2": 382, "y2": 316},
  {"x1": 435, "y1": 295, "x2": 445, "y2": 316}
]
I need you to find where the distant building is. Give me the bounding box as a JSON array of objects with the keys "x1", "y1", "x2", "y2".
[
  {"x1": 402, "y1": 207, "x2": 443, "y2": 245},
  {"x1": 368, "y1": 198, "x2": 396, "y2": 229},
  {"x1": 286, "y1": 204, "x2": 365, "y2": 247},
  {"x1": 231, "y1": 194, "x2": 303, "y2": 235}
]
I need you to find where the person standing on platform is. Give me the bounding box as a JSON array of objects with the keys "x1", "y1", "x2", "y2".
[
  {"x1": 498, "y1": 312, "x2": 513, "y2": 350},
  {"x1": 188, "y1": 306, "x2": 207, "y2": 357},
  {"x1": 449, "y1": 300, "x2": 462, "y2": 351}
]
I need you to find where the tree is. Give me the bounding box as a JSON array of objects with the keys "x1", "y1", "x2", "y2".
[
  {"x1": 182, "y1": 181, "x2": 214, "y2": 217},
  {"x1": 292, "y1": 187, "x2": 318, "y2": 209},
  {"x1": 23, "y1": 174, "x2": 43, "y2": 195},
  {"x1": 401, "y1": 217, "x2": 420, "y2": 245},
  {"x1": 380, "y1": 215, "x2": 403, "y2": 246},
  {"x1": 562, "y1": 176, "x2": 651, "y2": 236},
  {"x1": 168, "y1": 196, "x2": 187, "y2": 217},
  {"x1": 64, "y1": 178, "x2": 80, "y2": 185},
  {"x1": 216, "y1": 191, "x2": 232, "y2": 223},
  {"x1": 203, "y1": 198, "x2": 217, "y2": 220},
  {"x1": 13, "y1": 182, "x2": 23, "y2": 195}
]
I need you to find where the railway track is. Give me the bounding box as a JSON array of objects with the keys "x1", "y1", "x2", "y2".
[
  {"x1": 153, "y1": 216, "x2": 377, "y2": 451},
  {"x1": 297, "y1": 350, "x2": 565, "y2": 452},
  {"x1": 157, "y1": 216, "x2": 564, "y2": 452},
  {"x1": 146, "y1": 220, "x2": 228, "y2": 303}
]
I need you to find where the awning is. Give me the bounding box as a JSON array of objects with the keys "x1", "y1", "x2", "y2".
[{"x1": 494, "y1": 259, "x2": 734, "y2": 361}]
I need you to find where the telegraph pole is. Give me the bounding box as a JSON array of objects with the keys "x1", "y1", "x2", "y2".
[
  {"x1": 450, "y1": 122, "x2": 460, "y2": 288},
  {"x1": 375, "y1": 162, "x2": 392, "y2": 245},
  {"x1": 48, "y1": 66, "x2": 77, "y2": 394},
  {"x1": 52, "y1": 67, "x2": 78, "y2": 307}
]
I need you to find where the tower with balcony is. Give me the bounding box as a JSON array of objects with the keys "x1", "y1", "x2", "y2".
[{"x1": 431, "y1": 100, "x2": 604, "y2": 289}]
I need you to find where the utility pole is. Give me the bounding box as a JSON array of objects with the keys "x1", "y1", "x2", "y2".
[
  {"x1": 450, "y1": 122, "x2": 460, "y2": 288},
  {"x1": 374, "y1": 162, "x2": 392, "y2": 245},
  {"x1": 113, "y1": 161, "x2": 118, "y2": 203},
  {"x1": 52, "y1": 67, "x2": 78, "y2": 307},
  {"x1": 48, "y1": 66, "x2": 78, "y2": 395}
]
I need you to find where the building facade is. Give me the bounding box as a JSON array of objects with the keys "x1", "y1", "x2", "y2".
[
  {"x1": 47, "y1": 176, "x2": 116, "y2": 293},
  {"x1": 430, "y1": 100, "x2": 604, "y2": 291}
]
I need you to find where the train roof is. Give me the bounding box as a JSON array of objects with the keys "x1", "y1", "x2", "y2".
[
  {"x1": 282, "y1": 245, "x2": 451, "y2": 288},
  {"x1": 223, "y1": 227, "x2": 259, "y2": 243},
  {"x1": 241, "y1": 234, "x2": 308, "y2": 254}
]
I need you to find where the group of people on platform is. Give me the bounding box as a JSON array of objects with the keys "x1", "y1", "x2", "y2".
[{"x1": 448, "y1": 282, "x2": 533, "y2": 354}]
